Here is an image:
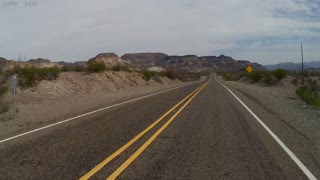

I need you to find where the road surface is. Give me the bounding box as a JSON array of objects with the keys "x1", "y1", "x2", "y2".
[{"x1": 0, "y1": 76, "x2": 319, "y2": 179}]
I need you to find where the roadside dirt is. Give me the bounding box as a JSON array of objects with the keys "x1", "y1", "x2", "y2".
[
  {"x1": 223, "y1": 77, "x2": 320, "y2": 150},
  {"x1": 0, "y1": 71, "x2": 184, "y2": 139}
]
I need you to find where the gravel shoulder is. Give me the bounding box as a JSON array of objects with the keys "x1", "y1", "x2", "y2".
[{"x1": 222, "y1": 77, "x2": 320, "y2": 154}]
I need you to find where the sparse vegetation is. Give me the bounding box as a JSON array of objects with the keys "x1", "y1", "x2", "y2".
[
  {"x1": 17, "y1": 66, "x2": 61, "y2": 88},
  {"x1": 248, "y1": 71, "x2": 263, "y2": 82},
  {"x1": 61, "y1": 65, "x2": 86, "y2": 72},
  {"x1": 0, "y1": 84, "x2": 9, "y2": 114},
  {"x1": 160, "y1": 70, "x2": 178, "y2": 80},
  {"x1": 220, "y1": 69, "x2": 288, "y2": 85},
  {"x1": 87, "y1": 61, "x2": 106, "y2": 73},
  {"x1": 221, "y1": 72, "x2": 245, "y2": 81},
  {"x1": 140, "y1": 70, "x2": 154, "y2": 81},
  {"x1": 0, "y1": 84, "x2": 8, "y2": 95},
  {"x1": 272, "y1": 69, "x2": 287, "y2": 80},
  {"x1": 262, "y1": 72, "x2": 273, "y2": 85},
  {"x1": 111, "y1": 65, "x2": 131, "y2": 72},
  {"x1": 296, "y1": 86, "x2": 320, "y2": 107},
  {"x1": 175, "y1": 72, "x2": 205, "y2": 82}
]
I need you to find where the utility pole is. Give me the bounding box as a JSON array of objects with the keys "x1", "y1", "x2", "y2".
[{"x1": 301, "y1": 43, "x2": 304, "y2": 74}]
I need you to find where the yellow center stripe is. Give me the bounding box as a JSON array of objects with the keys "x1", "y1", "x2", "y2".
[
  {"x1": 80, "y1": 82, "x2": 207, "y2": 180},
  {"x1": 107, "y1": 82, "x2": 209, "y2": 180}
]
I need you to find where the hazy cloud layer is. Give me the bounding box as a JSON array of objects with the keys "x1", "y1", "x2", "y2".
[{"x1": 0, "y1": 0, "x2": 319, "y2": 64}]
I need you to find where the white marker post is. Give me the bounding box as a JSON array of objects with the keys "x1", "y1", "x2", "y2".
[{"x1": 11, "y1": 75, "x2": 17, "y2": 120}]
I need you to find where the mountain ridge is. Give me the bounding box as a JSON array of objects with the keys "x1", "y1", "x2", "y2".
[{"x1": 0, "y1": 53, "x2": 266, "y2": 72}]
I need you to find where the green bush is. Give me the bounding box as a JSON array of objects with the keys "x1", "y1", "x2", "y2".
[
  {"x1": 140, "y1": 70, "x2": 154, "y2": 81},
  {"x1": 296, "y1": 86, "x2": 320, "y2": 107},
  {"x1": 220, "y1": 72, "x2": 245, "y2": 81},
  {"x1": 111, "y1": 65, "x2": 131, "y2": 72},
  {"x1": 249, "y1": 71, "x2": 263, "y2": 82},
  {"x1": 160, "y1": 71, "x2": 177, "y2": 80},
  {"x1": 262, "y1": 72, "x2": 273, "y2": 85},
  {"x1": 18, "y1": 66, "x2": 61, "y2": 88},
  {"x1": 87, "y1": 61, "x2": 106, "y2": 73},
  {"x1": 222, "y1": 73, "x2": 231, "y2": 81},
  {"x1": 272, "y1": 69, "x2": 287, "y2": 80}
]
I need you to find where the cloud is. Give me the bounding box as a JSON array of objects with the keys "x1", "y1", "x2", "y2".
[{"x1": 0, "y1": 0, "x2": 319, "y2": 64}]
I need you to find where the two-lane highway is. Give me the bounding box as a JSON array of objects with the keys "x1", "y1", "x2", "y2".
[{"x1": 0, "y1": 76, "x2": 318, "y2": 179}]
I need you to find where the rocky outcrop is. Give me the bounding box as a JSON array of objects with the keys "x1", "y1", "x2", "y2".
[
  {"x1": 88, "y1": 53, "x2": 129, "y2": 68},
  {"x1": 121, "y1": 53, "x2": 167, "y2": 69},
  {"x1": 26, "y1": 58, "x2": 60, "y2": 68},
  {"x1": 146, "y1": 66, "x2": 166, "y2": 72}
]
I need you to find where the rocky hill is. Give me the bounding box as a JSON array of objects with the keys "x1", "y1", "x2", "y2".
[
  {"x1": 122, "y1": 53, "x2": 266, "y2": 72},
  {"x1": 121, "y1": 53, "x2": 167, "y2": 68},
  {"x1": 88, "y1": 53, "x2": 130, "y2": 68}
]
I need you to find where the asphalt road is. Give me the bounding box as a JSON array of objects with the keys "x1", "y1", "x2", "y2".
[{"x1": 0, "y1": 76, "x2": 319, "y2": 180}]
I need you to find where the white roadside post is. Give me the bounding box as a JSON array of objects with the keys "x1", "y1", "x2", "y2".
[{"x1": 11, "y1": 75, "x2": 17, "y2": 120}]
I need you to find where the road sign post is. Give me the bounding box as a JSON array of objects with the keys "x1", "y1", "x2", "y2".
[{"x1": 11, "y1": 75, "x2": 17, "y2": 120}]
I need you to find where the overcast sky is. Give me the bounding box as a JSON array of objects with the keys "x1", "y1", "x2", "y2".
[{"x1": 0, "y1": 0, "x2": 319, "y2": 65}]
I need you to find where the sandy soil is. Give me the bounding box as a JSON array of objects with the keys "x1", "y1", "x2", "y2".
[
  {"x1": 222, "y1": 77, "x2": 320, "y2": 149},
  {"x1": 0, "y1": 71, "x2": 184, "y2": 138}
]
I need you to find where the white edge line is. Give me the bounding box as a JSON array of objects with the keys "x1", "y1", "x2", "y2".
[
  {"x1": 0, "y1": 82, "x2": 198, "y2": 144},
  {"x1": 215, "y1": 75, "x2": 317, "y2": 180}
]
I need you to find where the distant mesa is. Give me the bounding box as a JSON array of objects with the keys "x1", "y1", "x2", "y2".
[
  {"x1": 121, "y1": 53, "x2": 167, "y2": 69},
  {"x1": 0, "y1": 52, "x2": 267, "y2": 73}
]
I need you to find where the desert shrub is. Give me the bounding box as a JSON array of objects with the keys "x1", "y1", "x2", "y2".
[
  {"x1": 18, "y1": 67, "x2": 38, "y2": 87},
  {"x1": 296, "y1": 86, "x2": 320, "y2": 107},
  {"x1": 0, "y1": 84, "x2": 9, "y2": 114},
  {"x1": 272, "y1": 69, "x2": 287, "y2": 80},
  {"x1": 62, "y1": 65, "x2": 86, "y2": 72},
  {"x1": 61, "y1": 65, "x2": 71, "y2": 72},
  {"x1": 87, "y1": 61, "x2": 106, "y2": 73},
  {"x1": 249, "y1": 71, "x2": 263, "y2": 82},
  {"x1": 17, "y1": 66, "x2": 61, "y2": 88},
  {"x1": 222, "y1": 72, "x2": 245, "y2": 81},
  {"x1": 75, "y1": 65, "x2": 86, "y2": 72},
  {"x1": 0, "y1": 84, "x2": 8, "y2": 95},
  {"x1": 111, "y1": 65, "x2": 131, "y2": 72},
  {"x1": 140, "y1": 70, "x2": 154, "y2": 81},
  {"x1": 222, "y1": 72, "x2": 231, "y2": 81},
  {"x1": 234, "y1": 72, "x2": 246, "y2": 81},
  {"x1": 262, "y1": 72, "x2": 273, "y2": 85},
  {"x1": 44, "y1": 66, "x2": 60, "y2": 80},
  {"x1": 159, "y1": 71, "x2": 177, "y2": 80}
]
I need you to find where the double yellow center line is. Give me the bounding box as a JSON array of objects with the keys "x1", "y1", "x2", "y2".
[{"x1": 80, "y1": 81, "x2": 209, "y2": 180}]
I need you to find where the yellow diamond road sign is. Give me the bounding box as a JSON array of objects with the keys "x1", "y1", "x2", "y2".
[{"x1": 246, "y1": 65, "x2": 253, "y2": 73}]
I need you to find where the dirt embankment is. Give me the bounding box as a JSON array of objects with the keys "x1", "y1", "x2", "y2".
[
  {"x1": 222, "y1": 77, "x2": 320, "y2": 150},
  {"x1": 0, "y1": 71, "x2": 183, "y2": 138}
]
